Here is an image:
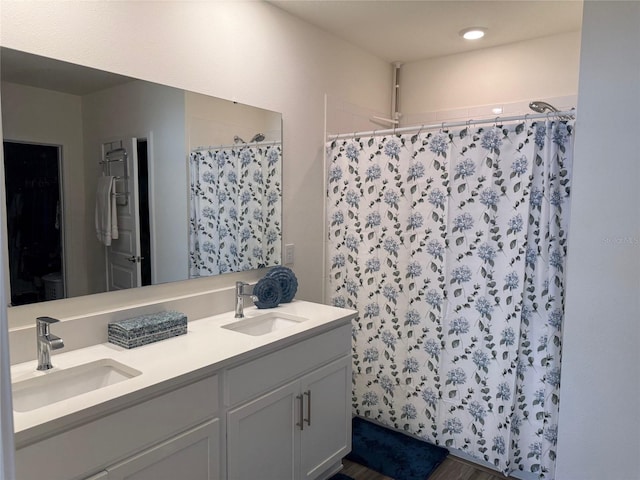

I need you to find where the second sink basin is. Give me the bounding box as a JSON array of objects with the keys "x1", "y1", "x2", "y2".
[
  {"x1": 13, "y1": 358, "x2": 142, "y2": 412},
  {"x1": 222, "y1": 312, "x2": 308, "y2": 336}
]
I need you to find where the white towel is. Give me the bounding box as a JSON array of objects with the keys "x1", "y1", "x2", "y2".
[{"x1": 95, "y1": 176, "x2": 119, "y2": 246}]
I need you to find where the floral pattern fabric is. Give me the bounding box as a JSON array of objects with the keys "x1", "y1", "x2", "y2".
[
  {"x1": 189, "y1": 144, "x2": 282, "y2": 276},
  {"x1": 326, "y1": 120, "x2": 574, "y2": 478}
]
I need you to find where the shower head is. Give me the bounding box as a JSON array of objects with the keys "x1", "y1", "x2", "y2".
[
  {"x1": 250, "y1": 133, "x2": 265, "y2": 143},
  {"x1": 529, "y1": 101, "x2": 560, "y2": 114}
]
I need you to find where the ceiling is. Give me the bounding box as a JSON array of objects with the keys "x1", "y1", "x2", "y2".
[{"x1": 269, "y1": 0, "x2": 583, "y2": 63}]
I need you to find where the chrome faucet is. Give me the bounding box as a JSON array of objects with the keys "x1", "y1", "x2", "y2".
[
  {"x1": 36, "y1": 316, "x2": 64, "y2": 371},
  {"x1": 235, "y1": 281, "x2": 257, "y2": 318}
]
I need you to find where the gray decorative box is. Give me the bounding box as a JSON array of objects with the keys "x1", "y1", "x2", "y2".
[{"x1": 108, "y1": 311, "x2": 187, "y2": 349}]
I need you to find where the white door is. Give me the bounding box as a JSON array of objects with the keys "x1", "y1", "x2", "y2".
[
  {"x1": 299, "y1": 356, "x2": 352, "y2": 480},
  {"x1": 227, "y1": 380, "x2": 299, "y2": 480},
  {"x1": 102, "y1": 137, "x2": 141, "y2": 291}
]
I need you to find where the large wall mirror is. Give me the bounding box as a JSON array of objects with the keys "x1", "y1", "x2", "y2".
[{"x1": 1, "y1": 47, "x2": 283, "y2": 307}]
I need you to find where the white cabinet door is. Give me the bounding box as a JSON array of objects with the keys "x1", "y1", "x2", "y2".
[
  {"x1": 299, "y1": 356, "x2": 351, "y2": 480},
  {"x1": 226, "y1": 355, "x2": 351, "y2": 480},
  {"x1": 106, "y1": 419, "x2": 220, "y2": 480},
  {"x1": 227, "y1": 381, "x2": 299, "y2": 480}
]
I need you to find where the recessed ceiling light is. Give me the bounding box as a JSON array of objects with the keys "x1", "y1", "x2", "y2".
[{"x1": 460, "y1": 28, "x2": 486, "y2": 40}]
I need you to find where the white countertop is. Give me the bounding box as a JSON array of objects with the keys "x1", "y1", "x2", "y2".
[{"x1": 11, "y1": 300, "x2": 356, "y2": 447}]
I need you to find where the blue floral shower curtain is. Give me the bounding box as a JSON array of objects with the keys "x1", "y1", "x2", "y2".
[
  {"x1": 326, "y1": 120, "x2": 574, "y2": 478},
  {"x1": 189, "y1": 143, "x2": 282, "y2": 276}
]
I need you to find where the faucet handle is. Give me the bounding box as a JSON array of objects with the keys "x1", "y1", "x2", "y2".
[
  {"x1": 36, "y1": 316, "x2": 60, "y2": 335},
  {"x1": 37, "y1": 316, "x2": 60, "y2": 325}
]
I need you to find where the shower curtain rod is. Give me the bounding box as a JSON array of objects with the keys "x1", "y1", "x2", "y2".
[
  {"x1": 328, "y1": 109, "x2": 575, "y2": 141},
  {"x1": 192, "y1": 140, "x2": 280, "y2": 152}
]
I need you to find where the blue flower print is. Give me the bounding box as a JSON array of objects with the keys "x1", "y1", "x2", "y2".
[
  {"x1": 332, "y1": 296, "x2": 346, "y2": 308},
  {"x1": 202, "y1": 171, "x2": 216, "y2": 184},
  {"x1": 402, "y1": 403, "x2": 418, "y2": 419},
  {"x1": 403, "y1": 357, "x2": 420, "y2": 373},
  {"x1": 366, "y1": 212, "x2": 382, "y2": 228},
  {"x1": 496, "y1": 382, "x2": 511, "y2": 402},
  {"x1": 475, "y1": 296, "x2": 494, "y2": 317},
  {"x1": 508, "y1": 214, "x2": 524, "y2": 233},
  {"x1": 453, "y1": 212, "x2": 474, "y2": 231},
  {"x1": 267, "y1": 190, "x2": 279, "y2": 206},
  {"x1": 534, "y1": 124, "x2": 546, "y2": 148},
  {"x1": 252, "y1": 170, "x2": 263, "y2": 184},
  {"x1": 363, "y1": 347, "x2": 379, "y2": 362},
  {"x1": 468, "y1": 401, "x2": 487, "y2": 421},
  {"x1": 345, "y1": 278, "x2": 359, "y2": 295},
  {"x1": 364, "y1": 303, "x2": 380, "y2": 318},
  {"x1": 444, "y1": 417, "x2": 464, "y2": 434},
  {"x1": 382, "y1": 284, "x2": 398, "y2": 301},
  {"x1": 510, "y1": 414, "x2": 523, "y2": 433},
  {"x1": 422, "y1": 388, "x2": 437, "y2": 407},
  {"x1": 202, "y1": 241, "x2": 215, "y2": 253},
  {"x1": 228, "y1": 207, "x2": 238, "y2": 220},
  {"x1": 544, "y1": 424, "x2": 558, "y2": 445},
  {"x1": 202, "y1": 206, "x2": 215, "y2": 219},
  {"x1": 384, "y1": 139, "x2": 401, "y2": 158},
  {"x1": 501, "y1": 327, "x2": 516, "y2": 346},
  {"x1": 424, "y1": 338, "x2": 441, "y2": 358},
  {"x1": 380, "y1": 330, "x2": 397, "y2": 348},
  {"x1": 447, "y1": 367, "x2": 467, "y2": 385},
  {"x1": 227, "y1": 171, "x2": 237, "y2": 184},
  {"x1": 472, "y1": 349, "x2": 490, "y2": 369},
  {"x1": 428, "y1": 188, "x2": 446, "y2": 208},
  {"x1": 504, "y1": 271, "x2": 519, "y2": 290},
  {"x1": 380, "y1": 375, "x2": 395, "y2": 394},
  {"x1": 218, "y1": 191, "x2": 227, "y2": 203},
  {"x1": 240, "y1": 149, "x2": 252, "y2": 167},
  {"x1": 362, "y1": 391, "x2": 379, "y2": 406},
  {"x1": 405, "y1": 309, "x2": 421, "y2": 326},
  {"x1": 479, "y1": 188, "x2": 500, "y2": 207},
  {"x1": 219, "y1": 226, "x2": 229, "y2": 238},
  {"x1": 477, "y1": 242, "x2": 497, "y2": 263},
  {"x1": 450, "y1": 316, "x2": 470, "y2": 335},
  {"x1": 366, "y1": 257, "x2": 381, "y2": 272},
  {"x1": 511, "y1": 155, "x2": 528, "y2": 176},
  {"x1": 366, "y1": 164, "x2": 382, "y2": 181},
  {"x1": 525, "y1": 246, "x2": 537, "y2": 267},
  {"x1": 529, "y1": 442, "x2": 543, "y2": 458},
  {"x1": 548, "y1": 309, "x2": 563, "y2": 329},
  {"x1": 530, "y1": 187, "x2": 544, "y2": 207},
  {"x1": 252, "y1": 208, "x2": 263, "y2": 222},
  {"x1": 429, "y1": 132, "x2": 449, "y2": 155},
  {"x1": 383, "y1": 237, "x2": 400, "y2": 254},
  {"x1": 345, "y1": 142, "x2": 359, "y2": 161},
  {"x1": 215, "y1": 151, "x2": 227, "y2": 167},
  {"x1": 384, "y1": 190, "x2": 400, "y2": 207},
  {"x1": 240, "y1": 227, "x2": 251, "y2": 241},
  {"x1": 345, "y1": 234, "x2": 360, "y2": 252},
  {"x1": 329, "y1": 165, "x2": 342, "y2": 182},
  {"x1": 493, "y1": 436, "x2": 506, "y2": 455},
  {"x1": 426, "y1": 240, "x2": 445, "y2": 258},
  {"x1": 552, "y1": 123, "x2": 569, "y2": 146},
  {"x1": 406, "y1": 261, "x2": 422, "y2": 278},
  {"x1": 407, "y1": 162, "x2": 425, "y2": 181},
  {"x1": 455, "y1": 158, "x2": 476, "y2": 178},
  {"x1": 240, "y1": 191, "x2": 251, "y2": 205},
  {"x1": 331, "y1": 211, "x2": 344, "y2": 225},
  {"x1": 266, "y1": 229, "x2": 278, "y2": 244},
  {"x1": 267, "y1": 147, "x2": 279, "y2": 166},
  {"x1": 345, "y1": 189, "x2": 360, "y2": 207},
  {"x1": 549, "y1": 249, "x2": 564, "y2": 269},
  {"x1": 481, "y1": 128, "x2": 503, "y2": 151},
  {"x1": 550, "y1": 188, "x2": 564, "y2": 207},
  {"x1": 407, "y1": 212, "x2": 424, "y2": 229},
  {"x1": 451, "y1": 265, "x2": 472, "y2": 284},
  {"x1": 425, "y1": 289, "x2": 443, "y2": 308}
]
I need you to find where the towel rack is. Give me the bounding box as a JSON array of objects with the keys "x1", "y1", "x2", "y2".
[{"x1": 100, "y1": 145, "x2": 129, "y2": 206}]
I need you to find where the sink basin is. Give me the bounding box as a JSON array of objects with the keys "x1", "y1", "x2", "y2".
[
  {"x1": 221, "y1": 312, "x2": 308, "y2": 336},
  {"x1": 13, "y1": 358, "x2": 142, "y2": 412}
]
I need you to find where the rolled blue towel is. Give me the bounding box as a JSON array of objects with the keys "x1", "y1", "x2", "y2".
[
  {"x1": 266, "y1": 266, "x2": 298, "y2": 303},
  {"x1": 253, "y1": 277, "x2": 282, "y2": 309}
]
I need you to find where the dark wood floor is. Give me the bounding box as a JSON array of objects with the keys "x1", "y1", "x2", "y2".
[{"x1": 341, "y1": 456, "x2": 519, "y2": 480}]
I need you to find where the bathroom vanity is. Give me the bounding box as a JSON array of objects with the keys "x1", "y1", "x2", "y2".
[{"x1": 11, "y1": 301, "x2": 355, "y2": 480}]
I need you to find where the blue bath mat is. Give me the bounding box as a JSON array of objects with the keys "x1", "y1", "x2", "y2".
[{"x1": 346, "y1": 417, "x2": 448, "y2": 480}]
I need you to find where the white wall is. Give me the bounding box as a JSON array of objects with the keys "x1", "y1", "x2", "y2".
[
  {"x1": 0, "y1": 81, "x2": 88, "y2": 297},
  {"x1": 556, "y1": 2, "x2": 640, "y2": 479},
  {"x1": 0, "y1": 1, "x2": 391, "y2": 309},
  {"x1": 401, "y1": 31, "x2": 581, "y2": 118}
]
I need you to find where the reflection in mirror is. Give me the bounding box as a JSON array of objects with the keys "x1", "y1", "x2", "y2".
[{"x1": 0, "y1": 47, "x2": 283, "y2": 306}]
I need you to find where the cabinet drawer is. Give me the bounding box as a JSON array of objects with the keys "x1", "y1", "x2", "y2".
[
  {"x1": 16, "y1": 375, "x2": 219, "y2": 480},
  {"x1": 226, "y1": 324, "x2": 351, "y2": 406}
]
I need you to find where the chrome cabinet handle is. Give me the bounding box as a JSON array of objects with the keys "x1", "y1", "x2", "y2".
[
  {"x1": 297, "y1": 394, "x2": 304, "y2": 431},
  {"x1": 304, "y1": 390, "x2": 311, "y2": 426}
]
